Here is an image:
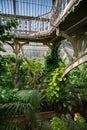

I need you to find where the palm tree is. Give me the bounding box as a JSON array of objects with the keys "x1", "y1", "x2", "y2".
[{"x1": 0, "y1": 89, "x2": 43, "y2": 130}]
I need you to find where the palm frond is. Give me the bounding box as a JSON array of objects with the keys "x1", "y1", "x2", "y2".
[{"x1": 0, "y1": 89, "x2": 43, "y2": 130}]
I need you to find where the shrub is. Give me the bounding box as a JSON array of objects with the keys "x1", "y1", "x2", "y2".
[
  {"x1": 50, "y1": 113, "x2": 87, "y2": 130},
  {"x1": 46, "y1": 67, "x2": 77, "y2": 112}
]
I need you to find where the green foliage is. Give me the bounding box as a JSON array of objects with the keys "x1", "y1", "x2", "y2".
[
  {"x1": 0, "y1": 45, "x2": 6, "y2": 52},
  {"x1": 0, "y1": 17, "x2": 18, "y2": 42},
  {"x1": 46, "y1": 67, "x2": 77, "y2": 111},
  {"x1": 68, "y1": 63, "x2": 87, "y2": 99},
  {"x1": 0, "y1": 55, "x2": 44, "y2": 89},
  {"x1": 0, "y1": 17, "x2": 18, "y2": 55},
  {"x1": 16, "y1": 90, "x2": 42, "y2": 109},
  {"x1": 69, "y1": 63, "x2": 87, "y2": 87},
  {"x1": 1, "y1": 89, "x2": 42, "y2": 115},
  {"x1": 41, "y1": 120, "x2": 51, "y2": 130},
  {"x1": 50, "y1": 114, "x2": 87, "y2": 130},
  {"x1": 0, "y1": 87, "x2": 18, "y2": 103},
  {"x1": 44, "y1": 44, "x2": 63, "y2": 72},
  {"x1": 76, "y1": 113, "x2": 86, "y2": 123},
  {"x1": 6, "y1": 18, "x2": 18, "y2": 29},
  {"x1": 46, "y1": 67, "x2": 65, "y2": 102},
  {"x1": 0, "y1": 89, "x2": 43, "y2": 130},
  {"x1": 50, "y1": 116, "x2": 67, "y2": 130},
  {"x1": 17, "y1": 56, "x2": 44, "y2": 89},
  {"x1": 43, "y1": 43, "x2": 65, "y2": 93},
  {"x1": 0, "y1": 55, "x2": 15, "y2": 88}
]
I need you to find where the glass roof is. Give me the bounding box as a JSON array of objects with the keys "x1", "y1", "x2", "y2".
[{"x1": 0, "y1": 0, "x2": 52, "y2": 16}]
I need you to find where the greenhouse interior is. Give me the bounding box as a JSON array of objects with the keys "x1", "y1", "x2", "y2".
[{"x1": 0, "y1": 0, "x2": 87, "y2": 130}]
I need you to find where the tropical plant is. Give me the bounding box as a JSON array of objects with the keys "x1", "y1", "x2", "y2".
[
  {"x1": 50, "y1": 113, "x2": 87, "y2": 130},
  {"x1": 0, "y1": 17, "x2": 18, "y2": 52},
  {"x1": 0, "y1": 89, "x2": 43, "y2": 130},
  {"x1": 46, "y1": 67, "x2": 77, "y2": 112},
  {"x1": 0, "y1": 17, "x2": 18, "y2": 41},
  {"x1": 0, "y1": 87, "x2": 18, "y2": 104},
  {"x1": 0, "y1": 55, "x2": 45, "y2": 89},
  {"x1": 50, "y1": 116, "x2": 67, "y2": 130},
  {"x1": 44, "y1": 44, "x2": 63, "y2": 72},
  {"x1": 0, "y1": 55, "x2": 16, "y2": 88},
  {"x1": 68, "y1": 63, "x2": 87, "y2": 86}
]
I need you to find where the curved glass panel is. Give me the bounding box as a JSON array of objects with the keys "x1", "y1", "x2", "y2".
[{"x1": 0, "y1": 0, "x2": 52, "y2": 16}]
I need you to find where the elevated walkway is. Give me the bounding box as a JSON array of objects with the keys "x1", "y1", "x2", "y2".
[{"x1": 1, "y1": 0, "x2": 85, "y2": 42}]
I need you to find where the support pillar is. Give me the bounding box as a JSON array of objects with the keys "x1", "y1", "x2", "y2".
[{"x1": 60, "y1": 31, "x2": 87, "y2": 58}]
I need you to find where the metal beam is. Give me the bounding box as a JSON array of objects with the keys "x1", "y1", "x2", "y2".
[
  {"x1": 1, "y1": 14, "x2": 50, "y2": 22},
  {"x1": 13, "y1": 0, "x2": 16, "y2": 16},
  {"x1": 62, "y1": 53, "x2": 87, "y2": 77}
]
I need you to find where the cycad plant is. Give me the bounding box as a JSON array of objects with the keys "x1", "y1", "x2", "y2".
[{"x1": 0, "y1": 89, "x2": 43, "y2": 130}]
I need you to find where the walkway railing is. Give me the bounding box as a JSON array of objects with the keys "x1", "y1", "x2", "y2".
[
  {"x1": 12, "y1": 11, "x2": 51, "y2": 36},
  {"x1": 0, "y1": 0, "x2": 52, "y2": 36},
  {"x1": 12, "y1": 0, "x2": 71, "y2": 36}
]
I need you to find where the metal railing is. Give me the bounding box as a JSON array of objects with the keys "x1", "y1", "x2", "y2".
[{"x1": 11, "y1": 11, "x2": 51, "y2": 36}]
